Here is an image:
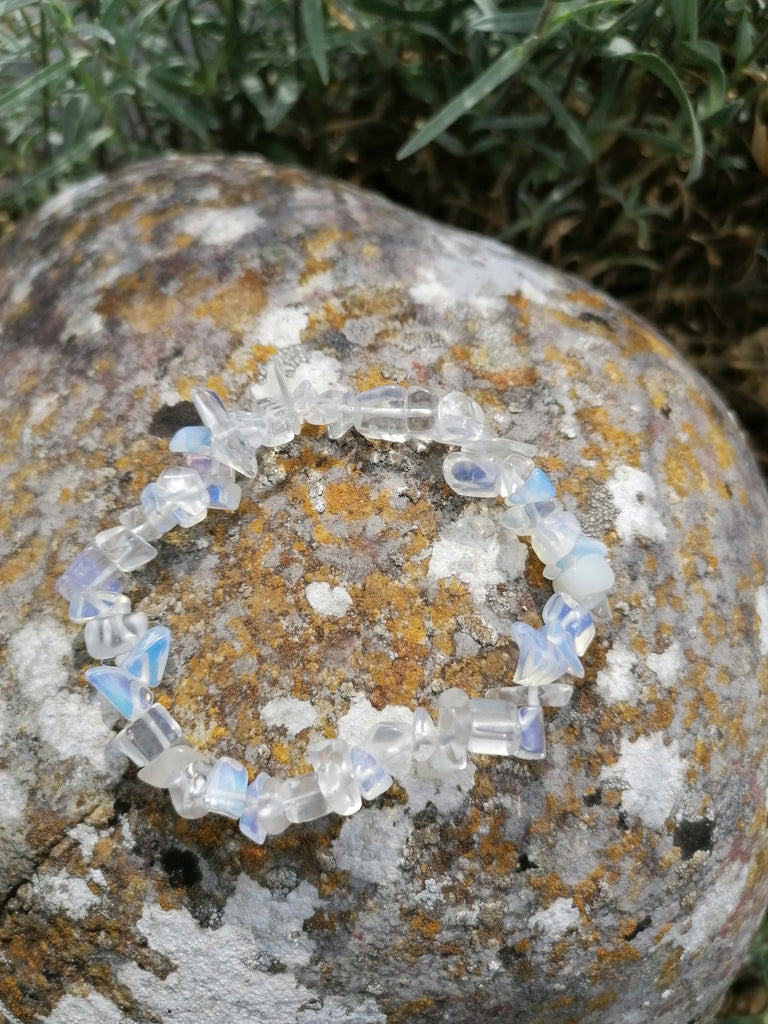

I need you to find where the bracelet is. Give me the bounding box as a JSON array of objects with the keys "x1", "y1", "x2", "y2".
[{"x1": 55, "y1": 358, "x2": 614, "y2": 845}]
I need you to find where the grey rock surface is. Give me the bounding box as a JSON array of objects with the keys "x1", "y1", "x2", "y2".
[{"x1": 1, "y1": 155, "x2": 767, "y2": 1024}]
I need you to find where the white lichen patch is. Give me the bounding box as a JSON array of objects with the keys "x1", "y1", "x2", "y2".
[
  {"x1": 595, "y1": 645, "x2": 639, "y2": 704},
  {"x1": 249, "y1": 304, "x2": 309, "y2": 353},
  {"x1": 46, "y1": 989, "x2": 128, "y2": 1024},
  {"x1": 606, "y1": 465, "x2": 667, "y2": 542},
  {"x1": 333, "y1": 805, "x2": 412, "y2": 884},
  {"x1": 601, "y1": 733, "x2": 685, "y2": 830},
  {"x1": 175, "y1": 205, "x2": 264, "y2": 246},
  {"x1": 647, "y1": 642, "x2": 684, "y2": 688},
  {"x1": 0, "y1": 770, "x2": 27, "y2": 824},
  {"x1": 756, "y1": 585, "x2": 768, "y2": 656},
  {"x1": 680, "y1": 859, "x2": 750, "y2": 954},
  {"x1": 528, "y1": 897, "x2": 580, "y2": 938},
  {"x1": 118, "y1": 880, "x2": 386, "y2": 1024},
  {"x1": 33, "y1": 868, "x2": 100, "y2": 920},
  {"x1": 260, "y1": 695, "x2": 319, "y2": 737},
  {"x1": 305, "y1": 581, "x2": 353, "y2": 617},
  {"x1": 428, "y1": 509, "x2": 507, "y2": 604}
]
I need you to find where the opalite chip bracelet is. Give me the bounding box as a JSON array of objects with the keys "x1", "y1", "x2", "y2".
[{"x1": 56, "y1": 359, "x2": 614, "y2": 844}]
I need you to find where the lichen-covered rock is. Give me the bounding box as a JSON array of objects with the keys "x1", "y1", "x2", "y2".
[{"x1": 1, "y1": 155, "x2": 767, "y2": 1024}]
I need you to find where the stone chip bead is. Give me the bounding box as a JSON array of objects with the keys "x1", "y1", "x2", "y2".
[
  {"x1": 168, "y1": 758, "x2": 213, "y2": 820},
  {"x1": 203, "y1": 756, "x2": 249, "y2": 819},
  {"x1": 405, "y1": 385, "x2": 439, "y2": 439},
  {"x1": 435, "y1": 391, "x2": 487, "y2": 444},
  {"x1": 363, "y1": 720, "x2": 414, "y2": 776},
  {"x1": 354, "y1": 384, "x2": 408, "y2": 442},
  {"x1": 115, "y1": 625, "x2": 172, "y2": 687},
  {"x1": 94, "y1": 525, "x2": 158, "y2": 571},
  {"x1": 308, "y1": 739, "x2": 362, "y2": 816},
  {"x1": 112, "y1": 703, "x2": 183, "y2": 768},
  {"x1": 191, "y1": 385, "x2": 259, "y2": 478},
  {"x1": 238, "y1": 773, "x2": 270, "y2": 843},
  {"x1": 467, "y1": 698, "x2": 522, "y2": 757},
  {"x1": 251, "y1": 775, "x2": 290, "y2": 836},
  {"x1": 85, "y1": 665, "x2": 153, "y2": 720},
  {"x1": 431, "y1": 688, "x2": 473, "y2": 773},
  {"x1": 349, "y1": 748, "x2": 393, "y2": 800},
  {"x1": 281, "y1": 773, "x2": 330, "y2": 824},
  {"x1": 68, "y1": 590, "x2": 131, "y2": 624},
  {"x1": 55, "y1": 544, "x2": 126, "y2": 602},
  {"x1": 118, "y1": 505, "x2": 165, "y2": 543},
  {"x1": 152, "y1": 466, "x2": 210, "y2": 528},
  {"x1": 138, "y1": 742, "x2": 199, "y2": 787},
  {"x1": 411, "y1": 707, "x2": 439, "y2": 762},
  {"x1": 442, "y1": 451, "x2": 501, "y2": 498},
  {"x1": 553, "y1": 552, "x2": 615, "y2": 612},
  {"x1": 84, "y1": 611, "x2": 148, "y2": 660}
]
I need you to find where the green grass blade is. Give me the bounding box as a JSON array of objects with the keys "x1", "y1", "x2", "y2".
[
  {"x1": 525, "y1": 71, "x2": 594, "y2": 162},
  {"x1": 301, "y1": 0, "x2": 329, "y2": 85},
  {"x1": 397, "y1": 43, "x2": 528, "y2": 160},
  {"x1": 0, "y1": 56, "x2": 71, "y2": 112},
  {"x1": 140, "y1": 74, "x2": 210, "y2": 142}
]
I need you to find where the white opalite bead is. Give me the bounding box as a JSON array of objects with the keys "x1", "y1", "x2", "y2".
[
  {"x1": 308, "y1": 739, "x2": 362, "y2": 816},
  {"x1": 363, "y1": 720, "x2": 413, "y2": 776},
  {"x1": 542, "y1": 535, "x2": 608, "y2": 580},
  {"x1": 169, "y1": 426, "x2": 212, "y2": 453},
  {"x1": 119, "y1": 504, "x2": 165, "y2": 542},
  {"x1": 85, "y1": 665, "x2": 153, "y2": 720},
  {"x1": 68, "y1": 591, "x2": 131, "y2": 623},
  {"x1": 442, "y1": 452, "x2": 501, "y2": 498},
  {"x1": 431, "y1": 688, "x2": 472, "y2": 771},
  {"x1": 55, "y1": 545, "x2": 126, "y2": 602},
  {"x1": 542, "y1": 591, "x2": 595, "y2": 657},
  {"x1": 113, "y1": 703, "x2": 183, "y2": 767},
  {"x1": 253, "y1": 776, "x2": 290, "y2": 835},
  {"x1": 530, "y1": 510, "x2": 581, "y2": 565},
  {"x1": 467, "y1": 698, "x2": 522, "y2": 756},
  {"x1": 84, "y1": 611, "x2": 148, "y2": 660},
  {"x1": 205, "y1": 477, "x2": 242, "y2": 511},
  {"x1": 435, "y1": 391, "x2": 487, "y2": 444},
  {"x1": 239, "y1": 773, "x2": 269, "y2": 843},
  {"x1": 168, "y1": 758, "x2": 212, "y2": 819},
  {"x1": 95, "y1": 525, "x2": 158, "y2": 571},
  {"x1": 154, "y1": 466, "x2": 209, "y2": 528},
  {"x1": 354, "y1": 385, "x2": 408, "y2": 441},
  {"x1": 138, "y1": 742, "x2": 198, "y2": 787},
  {"x1": 282, "y1": 774, "x2": 330, "y2": 824},
  {"x1": 411, "y1": 707, "x2": 438, "y2": 762},
  {"x1": 116, "y1": 625, "x2": 172, "y2": 687},
  {"x1": 500, "y1": 497, "x2": 562, "y2": 536},
  {"x1": 553, "y1": 553, "x2": 615, "y2": 611},
  {"x1": 405, "y1": 385, "x2": 439, "y2": 439},
  {"x1": 203, "y1": 756, "x2": 249, "y2": 819},
  {"x1": 350, "y1": 747, "x2": 393, "y2": 799}
]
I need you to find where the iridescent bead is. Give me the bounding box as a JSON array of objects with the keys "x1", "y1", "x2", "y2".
[
  {"x1": 84, "y1": 611, "x2": 148, "y2": 660},
  {"x1": 55, "y1": 545, "x2": 126, "y2": 602},
  {"x1": 138, "y1": 742, "x2": 198, "y2": 787},
  {"x1": 191, "y1": 386, "x2": 259, "y2": 478},
  {"x1": 205, "y1": 477, "x2": 242, "y2": 511},
  {"x1": 542, "y1": 535, "x2": 608, "y2": 580},
  {"x1": 349, "y1": 747, "x2": 393, "y2": 800},
  {"x1": 252, "y1": 775, "x2": 290, "y2": 836},
  {"x1": 168, "y1": 758, "x2": 212, "y2": 819},
  {"x1": 116, "y1": 625, "x2": 172, "y2": 686},
  {"x1": 504, "y1": 467, "x2": 557, "y2": 508},
  {"x1": 511, "y1": 620, "x2": 579, "y2": 686},
  {"x1": 500, "y1": 498, "x2": 562, "y2": 537},
  {"x1": 169, "y1": 425, "x2": 212, "y2": 453},
  {"x1": 239, "y1": 772, "x2": 270, "y2": 843},
  {"x1": 431, "y1": 688, "x2": 472, "y2": 772},
  {"x1": 203, "y1": 756, "x2": 249, "y2": 819},
  {"x1": 94, "y1": 525, "x2": 158, "y2": 571},
  {"x1": 467, "y1": 698, "x2": 521, "y2": 756},
  {"x1": 363, "y1": 720, "x2": 413, "y2": 776},
  {"x1": 442, "y1": 452, "x2": 500, "y2": 498},
  {"x1": 405, "y1": 385, "x2": 439, "y2": 440},
  {"x1": 496, "y1": 452, "x2": 536, "y2": 500},
  {"x1": 85, "y1": 665, "x2": 153, "y2": 720},
  {"x1": 68, "y1": 590, "x2": 131, "y2": 624},
  {"x1": 113, "y1": 703, "x2": 183, "y2": 767},
  {"x1": 553, "y1": 553, "x2": 615, "y2": 611},
  {"x1": 139, "y1": 482, "x2": 181, "y2": 534},
  {"x1": 119, "y1": 505, "x2": 165, "y2": 542},
  {"x1": 542, "y1": 592, "x2": 595, "y2": 657},
  {"x1": 354, "y1": 385, "x2": 408, "y2": 442},
  {"x1": 434, "y1": 391, "x2": 486, "y2": 444},
  {"x1": 153, "y1": 467, "x2": 209, "y2": 528},
  {"x1": 530, "y1": 510, "x2": 581, "y2": 565},
  {"x1": 308, "y1": 739, "x2": 362, "y2": 816},
  {"x1": 411, "y1": 707, "x2": 438, "y2": 762},
  {"x1": 282, "y1": 773, "x2": 330, "y2": 824},
  {"x1": 518, "y1": 704, "x2": 546, "y2": 760}
]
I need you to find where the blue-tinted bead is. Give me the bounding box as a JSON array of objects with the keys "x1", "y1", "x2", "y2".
[
  {"x1": 543, "y1": 534, "x2": 609, "y2": 579},
  {"x1": 203, "y1": 757, "x2": 248, "y2": 819},
  {"x1": 518, "y1": 705, "x2": 546, "y2": 760},
  {"x1": 542, "y1": 592, "x2": 595, "y2": 657},
  {"x1": 512, "y1": 620, "x2": 573, "y2": 686},
  {"x1": 55, "y1": 545, "x2": 126, "y2": 602},
  {"x1": 85, "y1": 665, "x2": 153, "y2": 720},
  {"x1": 154, "y1": 467, "x2": 209, "y2": 528},
  {"x1": 140, "y1": 482, "x2": 179, "y2": 533},
  {"x1": 116, "y1": 625, "x2": 172, "y2": 687},
  {"x1": 442, "y1": 452, "x2": 500, "y2": 497},
  {"x1": 68, "y1": 590, "x2": 131, "y2": 623},
  {"x1": 169, "y1": 425, "x2": 212, "y2": 453},
  {"x1": 530, "y1": 510, "x2": 581, "y2": 565},
  {"x1": 239, "y1": 772, "x2": 269, "y2": 844},
  {"x1": 206, "y1": 478, "x2": 242, "y2": 511},
  {"x1": 506, "y1": 467, "x2": 556, "y2": 508},
  {"x1": 349, "y1": 747, "x2": 393, "y2": 800}
]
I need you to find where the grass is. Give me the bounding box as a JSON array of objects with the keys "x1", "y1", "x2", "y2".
[{"x1": 0, "y1": 3, "x2": 767, "y2": 1007}]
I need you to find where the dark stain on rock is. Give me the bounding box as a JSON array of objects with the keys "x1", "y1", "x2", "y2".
[
  {"x1": 516, "y1": 852, "x2": 538, "y2": 873},
  {"x1": 673, "y1": 819, "x2": 715, "y2": 860},
  {"x1": 624, "y1": 915, "x2": 652, "y2": 941},
  {"x1": 149, "y1": 399, "x2": 198, "y2": 438},
  {"x1": 583, "y1": 788, "x2": 602, "y2": 807},
  {"x1": 161, "y1": 846, "x2": 203, "y2": 888}
]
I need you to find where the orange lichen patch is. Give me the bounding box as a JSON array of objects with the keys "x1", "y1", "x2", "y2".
[
  {"x1": 477, "y1": 811, "x2": 518, "y2": 877},
  {"x1": 527, "y1": 871, "x2": 570, "y2": 906},
  {"x1": 323, "y1": 477, "x2": 375, "y2": 518},
  {"x1": 1, "y1": 535, "x2": 46, "y2": 586},
  {"x1": 192, "y1": 269, "x2": 267, "y2": 335},
  {"x1": 573, "y1": 865, "x2": 607, "y2": 913},
  {"x1": 566, "y1": 289, "x2": 606, "y2": 312},
  {"x1": 409, "y1": 911, "x2": 442, "y2": 941},
  {"x1": 227, "y1": 342, "x2": 279, "y2": 378},
  {"x1": 3, "y1": 295, "x2": 32, "y2": 324},
  {"x1": 300, "y1": 227, "x2": 352, "y2": 284},
  {"x1": 617, "y1": 314, "x2": 676, "y2": 361},
  {"x1": 544, "y1": 346, "x2": 590, "y2": 382},
  {"x1": 387, "y1": 998, "x2": 435, "y2": 1022},
  {"x1": 587, "y1": 991, "x2": 617, "y2": 1012},
  {"x1": 171, "y1": 232, "x2": 195, "y2": 250},
  {"x1": 588, "y1": 943, "x2": 640, "y2": 985},
  {"x1": 134, "y1": 204, "x2": 189, "y2": 243},
  {"x1": 664, "y1": 437, "x2": 714, "y2": 498},
  {"x1": 658, "y1": 945, "x2": 684, "y2": 988},
  {"x1": 95, "y1": 271, "x2": 183, "y2": 331},
  {"x1": 578, "y1": 406, "x2": 643, "y2": 470}
]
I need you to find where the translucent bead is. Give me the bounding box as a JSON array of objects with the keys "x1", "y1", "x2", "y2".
[
  {"x1": 113, "y1": 703, "x2": 183, "y2": 767},
  {"x1": 589, "y1": 595, "x2": 613, "y2": 624},
  {"x1": 412, "y1": 707, "x2": 438, "y2": 762},
  {"x1": 205, "y1": 477, "x2": 242, "y2": 511},
  {"x1": 542, "y1": 535, "x2": 608, "y2": 580},
  {"x1": 169, "y1": 425, "x2": 212, "y2": 453},
  {"x1": 282, "y1": 773, "x2": 330, "y2": 824},
  {"x1": 55, "y1": 545, "x2": 126, "y2": 602},
  {"x1": 405, "y1": 385, "x2": 439, "y2": 440},
  {"x1": 119, "y1": 505, "x2": 165, "y2": 543},
  {"x1": 140, "y1": 482, "x2": 181, "y2": 534},
  {"x1": 203, "y1": 756, "x2": 248, "y2": 819},
  {"x1": 530, "y1": 510, "x2": 581, "y2": 565},
  {"x1": 467, "y1": 698, "x2": 521, "y2": 756},
  {"x1": 434, "y1": 391, "x2": 486, "y2": 445},
  {"x1": 85, "y1": 611, "x2": 148, "y2": 660},
  {"x1": 252, "y1": 775, "x2": 290, "y2": 836},
  {"x1": 497, "y1": 453, "x2": 536, "y2": 500},
  {"x1": 354, "y1": 385, "x2": 408, "y2": 442},
  {"x1": 116, "y1": 625, "x2": 172, "y2": 686},
  {"x1": 138, "y1": 742, "x2": 198, "y2": 787},
  {"x1": 463, "y1": 437, "x2": 537, "y2": 462},
  {"x1": 431, "y1": 687, "x2": 472, "y2": 771},
  {"x1": 266, "y1": 357, "x2": 301, "y2": 433},
  {"x1": 153, "y1": 467, "x2": 209, "y2": 528},
  {"x1": 511, "y1": 620, "x2": 578, "y2": 686},
  {"x1": 94, "y1": 525, "x2": 158, "y2": 571},
  {"x1": 539, "y1": 681, "x2": 574, "y2": 707},
  {"x1": 191, "y1": 386, "x2": 259, "y2": 478},
  {"x1": 363, "y1": 720, "x2": 413, "y2": 776},
  {"x1": 505, "y1": 467, "x2": 556, "y2": 508},
  {"x1": 553, "y1": 554, "x2": 615, "y2": 611},
  {"x1": 168, "y1": 758, "x2": 212, "y2": 819},
  {"x1": 68, "y1": 591, "x2": 131, "y2": 624},
  {"x1": 518, "y1": 704, "x2": 546, "y2": 760},
  {"x1": 542, "y1": 592, "x2": 595, "y2": 657},
  {"x1": 349, "y1": 747, "x2": 393, "y2": 800},
  {"x1": 250, "y1": 397, "x2": 296, "y2": 446},
  {"x1": 487, "y1": 681, "x2": 572, "y2": 709},
  {"x1": 325, "y1": 388, "x2": 356, "y2": 439},
  {"x1": 85, "y1": 665, "x2": 153, "y2": 720},
  {"x1": 500, "y1": 498, "x2": 561, "y2": 537},
  {"x1": 293, "y1": 379, "x2": 319, "y2": 420},
  {"x1": 231, "y1": 408, "x2": 269, "y2": 451},
  {"x1": 239, "y1": 772, "x2": 270, "y2": 843},
  {"x1": 442, "y1": 452, "x2": 501, "y2": 498},
  {"x1": 308, "y1": 739, "x2": 362, "y2": 816}
]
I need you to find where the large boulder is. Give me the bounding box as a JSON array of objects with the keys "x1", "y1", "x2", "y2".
[{"x1": 1, "y1": 155, "x2": 767, "y2": 1024}]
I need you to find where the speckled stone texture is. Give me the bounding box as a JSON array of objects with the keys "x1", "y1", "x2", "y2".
[{"x1": 1, "y1": 155, "x2": 767, "y2": 1024}]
